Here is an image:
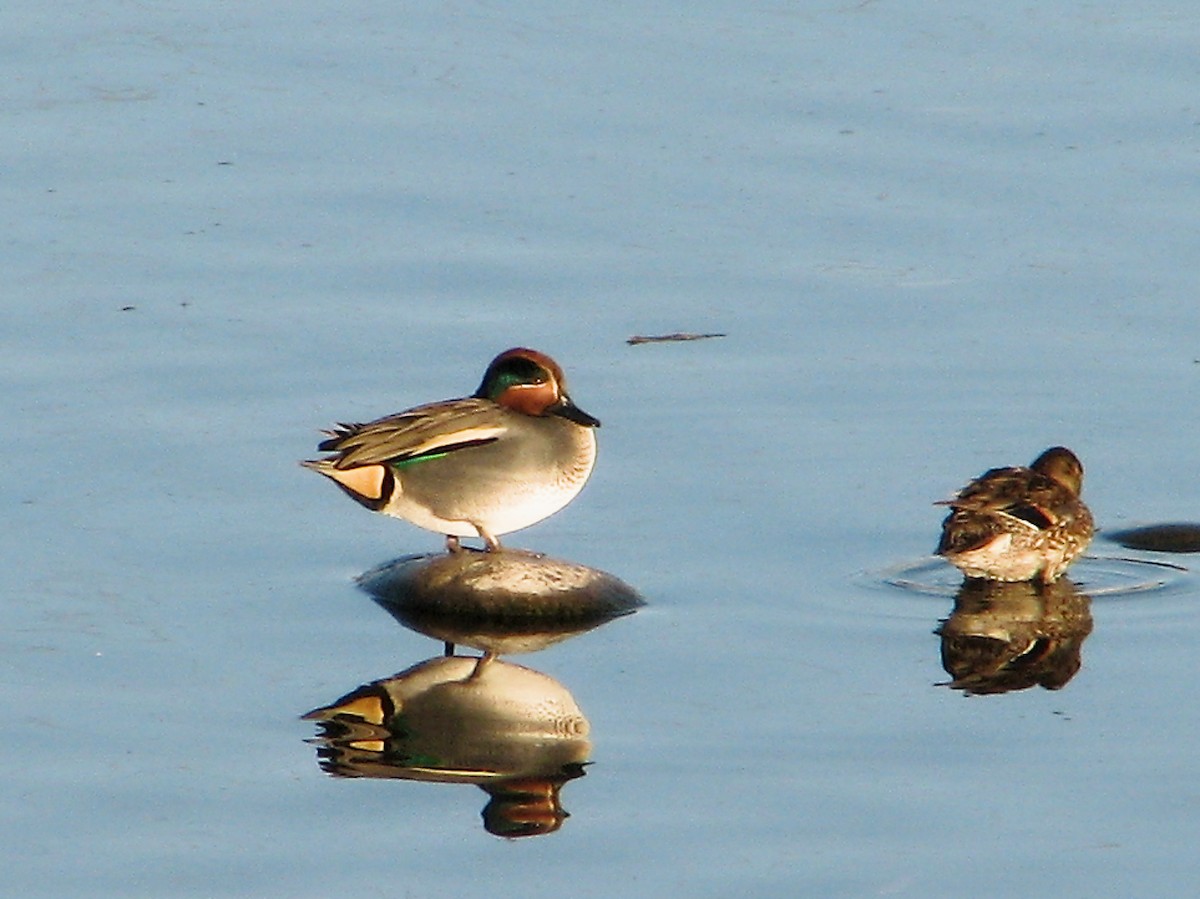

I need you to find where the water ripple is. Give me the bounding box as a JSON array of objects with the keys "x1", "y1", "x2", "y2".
[{"x1": 877, "y1": 554, "x2": 1193, "y2": 599}]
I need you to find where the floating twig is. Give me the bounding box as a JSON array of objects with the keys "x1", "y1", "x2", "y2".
[{"x1": 626, "y1": 332, "x2": 726, "y2": 346}]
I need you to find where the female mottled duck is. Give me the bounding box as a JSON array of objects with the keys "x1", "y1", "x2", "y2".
[{"x1": 936, "y1": 446, "x2": 1094, "y2": 584}]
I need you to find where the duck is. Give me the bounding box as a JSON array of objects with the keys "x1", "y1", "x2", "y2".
[
  {"x1": 304, "y1": 348, "x2": 599, "y2": 551},
  {"x1": 936, "y1": 446, "x2": 1094, "y2": 583}
]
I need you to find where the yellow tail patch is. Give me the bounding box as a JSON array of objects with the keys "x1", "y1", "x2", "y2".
[{"x1": 319, "y1": 463, "x2": 388, "y2": 501}]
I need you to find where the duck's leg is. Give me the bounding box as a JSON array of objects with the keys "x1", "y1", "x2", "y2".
[
  {"x1": 443, "y1": 641, "x2": 455, "y2": 657},
  {"x1": 468, "y1": 651, "x2": 496, "y2": 680},
  {"x1": 476, "y1": 524, "x2": 502, "y2": 552},
  {"x1": 445, "y1": 534, "x2": 463, "y2": 553}
]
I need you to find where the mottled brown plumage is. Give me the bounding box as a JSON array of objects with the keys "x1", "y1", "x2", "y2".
[{"x1": 936, "y1": 447, "x2": 1094, "y2": 583}]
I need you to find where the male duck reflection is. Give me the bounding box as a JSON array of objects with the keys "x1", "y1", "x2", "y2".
[
  {"x1": 936, "y1": 446, "x2": 1094, "y2": 584},
  {"x1": 304, "y1": 655, "x2": 591, "y2": 838},
  {"x1": 304, "y1": 348, "x2": 599, "y2": 551}
]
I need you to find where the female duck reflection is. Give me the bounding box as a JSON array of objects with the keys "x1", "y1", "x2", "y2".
[
  {"x1": 935, "y1": 578, "x2": 1093, "y2": 696},
  {"x1": 305, "y1": 548, "x2": 643, "y2": 837}
]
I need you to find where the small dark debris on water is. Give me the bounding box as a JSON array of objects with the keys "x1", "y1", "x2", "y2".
[
  {"x1": 121, "y1": 305, "x2": 136, "y2": 312},
  {"x1": 627, "y1": 332, "x2": 726, "y2": 346},
  {"x1": 1106, "y1": 523, "x2": 1200, "y2": 554}
]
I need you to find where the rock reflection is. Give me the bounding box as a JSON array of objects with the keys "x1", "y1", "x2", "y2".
[
  {"x1": 305, "y1": 656, "x2": 590, "y2": 837},
  {"x1": 935, "y1": 578, "x2": 1094, "y2": 696},
  {"x1": 306, "y1": 548, "x2": 643, "y2": 836}
]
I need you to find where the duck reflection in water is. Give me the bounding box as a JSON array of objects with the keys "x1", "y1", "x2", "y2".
[
  {"x1": 305, "y1": 656, "x2": 590, "y2": 838},
  {"x1": 935, "y1": 578, "x2": 1094, "y2": 696},
  {"x1": 305, "y1": 547, "x2": 643, "y2": 836}
]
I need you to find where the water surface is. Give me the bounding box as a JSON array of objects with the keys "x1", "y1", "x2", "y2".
[{"x1": 4, "y1": 2, "x2": 1200, "y2": 896}]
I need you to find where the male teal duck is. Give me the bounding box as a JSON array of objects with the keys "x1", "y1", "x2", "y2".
[{"x1": 304, "y1": 348, "x2": 599, "y2": 551}]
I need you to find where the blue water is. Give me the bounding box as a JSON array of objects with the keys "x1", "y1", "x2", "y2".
[{"x1": 4, "y1": 2, "x2": 1200, "y2": 896}]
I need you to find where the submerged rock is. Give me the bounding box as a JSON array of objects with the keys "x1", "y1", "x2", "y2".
[{"x1": 1106, "y1": 523, "x2": 1200, "y2": 554}]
